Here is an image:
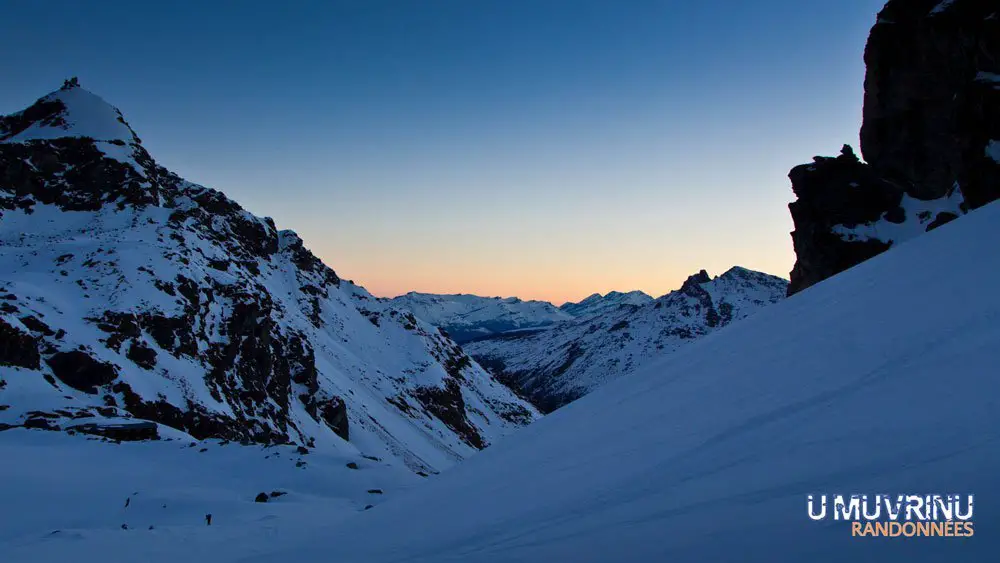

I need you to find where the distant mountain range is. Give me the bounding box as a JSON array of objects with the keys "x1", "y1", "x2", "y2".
[
  {"x1": 394, "y1": 268, "x2": 787, "y2": 412},
  {"x1": 388, "y1": 293, "x2": 573, "y2": 344},
  {"x1": 559, "y1": 290, "x2": 653, "y2": 318}
]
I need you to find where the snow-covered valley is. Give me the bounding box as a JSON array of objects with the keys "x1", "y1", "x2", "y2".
[
  {"x1": 4, "y1": 153, "x2": 998, "y2": 563},
  {"x1": 4, "y1": 1, "x2": 1000, "y2": 561}
]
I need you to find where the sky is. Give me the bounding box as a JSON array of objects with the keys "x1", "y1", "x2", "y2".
[{"x1": 0, "y1": 0, "x2": 888, "y2": 304}]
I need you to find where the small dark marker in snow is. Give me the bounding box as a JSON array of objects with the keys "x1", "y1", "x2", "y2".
[
  {"x1": 199, "y1": 448, "x2": 208, "y2": 452},
  {"x1": 364, "y1": 505, "x2": 373, "y2": 510},
  {"x1": 367, "y1": 489, "x2": 383, "y2": 494},
  {"x1": 346, "y1": 462, "x2": 359, "y2": 469}
]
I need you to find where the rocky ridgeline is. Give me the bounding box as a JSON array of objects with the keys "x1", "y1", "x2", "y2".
[
  {"x1": 788, "y1": 0, "x2": 1000, "y2": 295},
  {"x1": 465, "y1": 267, "x2": 787, "y2": 412},
  {"x1": 0, "y1": 82, "x2": 537, "y2": 471}
]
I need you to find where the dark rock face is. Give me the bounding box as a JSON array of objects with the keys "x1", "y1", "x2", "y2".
[
  {"x1": 46, "y1": 351, "x2": 118, "y2": 393},
  {"x1": 861, "y1": 0, "x2": 1000, "y2": 208},
  {"x1": 0, "y1": 319, "x2": 40, "y2": 369},
  {"x1": 787, "y1": 0, "x2": 1000, "y2": 295},
  {"x1": 413, "y1": 379, "x2": 484, "y2": 449},
  {"x1": 316, "y1": 396, "x2": 349, "y2": 441},
  {"x1": 787, "y1": 146, "x2": 897, "y2": 295},
  {"x1": 73, "y1": 421, "x2": 159, "y2": 441}
]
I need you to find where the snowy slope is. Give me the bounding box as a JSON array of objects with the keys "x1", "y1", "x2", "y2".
[
  {"x1": 0, "y1": 429, "x2": 421, "y2": 545},
  {"x1": 388, "y1": 292, "x2": 574, "y2": 343},
  {"x1": 559, "y1": 290, "x2": 653, "y2": 319},
  {"x1": 0, "y1": 83, "x2": 538, "y2": 473},
  {"x1": 466, "y1": 267, "x2": 787, "y2": 411},
  {"x1": 239, "y1": 196, "x2": 1000, "y2": 563},
  {"x1": 6, "y1": 160, "x2": 996, "y2": 563}
]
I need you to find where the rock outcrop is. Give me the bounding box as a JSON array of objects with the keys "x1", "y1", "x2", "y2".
[{"x1": 787, "y1": 0, "x2": 1000, "y2": 295}]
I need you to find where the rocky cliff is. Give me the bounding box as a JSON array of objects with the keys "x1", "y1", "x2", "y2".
[{"x1": 787, "y1": 0, "x2": 999, "y2": 295}]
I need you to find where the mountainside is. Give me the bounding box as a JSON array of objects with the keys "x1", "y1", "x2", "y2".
[
  {"x1": 0, "y1": 82, "x2": 538, "y2": 472},
  {"x1": 465, "y1": 267, "x2": 786, "y2": 412},
  {"x1": 388, "y1": 292, "x2": 573, "y2": 344},
  {"x1": 558, "y1": 290, "x2": 653, "y2": 319},
  {"x1": 787, "y1": 0, "x2": 999, "y2": 295},
  {"x1": 16, "y1": 155, "x2": 997, "y2": 563},
  {"x1": 245, "y1": 195, "x2": 1000, "y2": 563}
]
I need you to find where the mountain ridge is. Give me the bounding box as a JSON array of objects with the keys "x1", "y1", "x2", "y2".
[
  {"x1": 465, "y1": 266, "x2": 787, "y2": 412},
  {"x1": 0, "y1": 82, "x2": 539, "y2": 472}
]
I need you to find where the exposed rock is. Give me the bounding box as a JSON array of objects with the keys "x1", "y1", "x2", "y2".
[
  {"x1": 72, "y1": 421, "x2": 159, "y2": 441},
  {"x1": 254, "y1": 492, "x2": 269, "y2": 503},
  {"x1": 787, "y1": 0, "x2": 1000, "y2": 294},
  {"x1": 46, "y1": 351, "x2": 118, "y2": 393},
  {"x1": 126, "y1": 341, "x2": 157, "y2": 370},
  {"x1": 787, "y1": 146, "x2": 897, "y2": 294},
  {"x1": 0, "y1": 318, "x2": 40, "y2": 369},
  {"x1": 19, "y1": 315, "x2": 54, "y2": 336},
  {"x1": 861, "y1": 0, "x2": 1000, "y2": 208},
  {"x1": 317, "y1": 396, "x2": 349, "y2": 441},
  {"x1": 412, "y1": 379, "x2": 484, "y2": 449},
  {"x1": 0, "y1": 82, "x2": 539, "y2": 472}
]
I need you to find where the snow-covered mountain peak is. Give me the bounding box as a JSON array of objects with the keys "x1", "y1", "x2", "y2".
[
  {"x1": 559, "y1": 289, "x2": 654, "y2": 319},
  {"x1": 1, "y1": 79, "x2": 140, "y2": 146},
  {"x1": 677, "y1": 269, "x2": 712, "y2": 295},
  {"x1": 0, "y1": 85, "x2": 539, "y2": 471}
]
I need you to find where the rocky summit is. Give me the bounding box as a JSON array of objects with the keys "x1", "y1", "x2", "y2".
[
  {"x1": 787, "y1": 0, "x2": 1000, "y2": 295},
  {"x1": 0, "y1": 82, "x2": 538, "y2": 472}
]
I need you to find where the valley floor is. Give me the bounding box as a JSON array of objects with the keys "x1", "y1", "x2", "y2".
[{"x1": 0, "y1": 429, "x2": 421, "y2": 562}]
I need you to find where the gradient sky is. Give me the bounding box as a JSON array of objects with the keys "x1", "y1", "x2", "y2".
[{"x1": 0, "y1": 0, "x2": 888, "y2": 304}]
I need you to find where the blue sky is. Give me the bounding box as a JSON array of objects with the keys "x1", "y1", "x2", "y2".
[{"x1": 0, "y1": 0, "x2": 888, "y2": 302}]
